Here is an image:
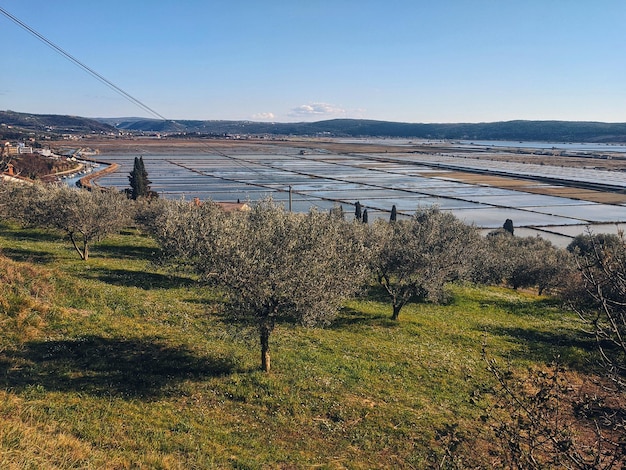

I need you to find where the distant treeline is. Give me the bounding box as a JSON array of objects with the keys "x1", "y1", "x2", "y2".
[
  {"x1": 4, "y1": 109, "x2": 626, "y2": 142},
  {"x1": 86, "y1": 117, "x2": 626, "y2": 143},
  {"x1": 115, "y1": 118, "x2": 626, "y2": 142}
]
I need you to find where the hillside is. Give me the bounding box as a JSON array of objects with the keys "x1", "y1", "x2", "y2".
[
  {"x1": 0, "y1": 110, "x2": 116, "y2": 136},
  {"x1": 0, "y1": 221, "x2": 614, "y2": 468},
  {"x1": 110, "y1": 117, "x2": 626, "y2": 142},
  {"x1": 4, "y1": 110, "x2": 626, "y2": 142}
]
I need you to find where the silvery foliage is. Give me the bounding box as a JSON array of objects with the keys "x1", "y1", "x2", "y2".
[
  {"x1": 212, "y1": 200, "x2": 370, "y2": 329},
  {"x1": 152, "y1": 197, "x2": 370, "y2": 370},
  {"x1": 0, "y1": 180, "x2": 45, "y2": 223},
  {"x1": 46, "y1": 187, "x2": 132, "y2": 260},
  {"x1": 147, "y1": 198, "x2": 227, "y2": 273},
  {"x1": 1, "y1": 182, "x2": 131, "y2": 260},
  {"x1": 371, "y1": 207, "x2": 481, "y2": 319},
  {"x1": 474, "y1": 230, "x2": 573, "y2": 295},
  {"x1": 160, "y1": 198, "x2": 369, "y2": 326},
  {"x1": 0, "y1": 179, "x2": 11, "y2": 219}
]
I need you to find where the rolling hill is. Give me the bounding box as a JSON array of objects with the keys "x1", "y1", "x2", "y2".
[
  {"x1": 0, "y1": 110, "x2": 116, "y2": 135},
  {"x1": 3, "y1": 110, "x2": 626, "y2": 142}
]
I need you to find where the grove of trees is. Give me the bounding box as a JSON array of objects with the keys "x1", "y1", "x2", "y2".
[
  {"x1": 474, "y1": 229, "x2": 573, "y2": 295},
  {"x1": 3, "y1": 178, "x2": 626, "y2": 466},
  {"x1": 0, "y1": 179, "x2": 618, "y2": 378},
  {"x1": 147, "y1": 198, "x2": 369, "y2": 371}
]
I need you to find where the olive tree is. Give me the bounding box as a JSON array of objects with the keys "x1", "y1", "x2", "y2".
[
  {"x1": 220, "y1": 202, "x2": 369, "y2": 371},
  {"x1": 371, "y1": 207, "x2": 480, "y2": 320},
  {"x1": 154, "y1": 198, "x2": 369, "y2": 372},
  {"x1": 0, "y1": 179, "x2": 12, "y2": 219},
  {"x1": 145, "y1": 197, "x2": 227, "y2": 271},
  {"x1": 473, "y1": 231, "x2": 573, "y2": 295},
  {"x1": 7, "y1": 183, "x2": 131, "y2": 260},
  {"x1": 0, "y1": 180, "x2": 38, "y2": 220}
]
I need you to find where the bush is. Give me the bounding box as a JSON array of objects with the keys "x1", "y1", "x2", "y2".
[
  {"x1": 474, "y1": 231, "x2": 574, "y2": 295},
  {"x1": 371, "y1": 207, "x2": 481, "y2": 319}
]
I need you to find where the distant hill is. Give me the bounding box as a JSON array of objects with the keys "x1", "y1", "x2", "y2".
[
  {"x1": 105, "y1": 117, "x2": 626, "y2": 143},
  {"x1": 0, "y1": 110, "x2": 116, "y2": 136},
  {"x1": 3, "y1": 110, "x2": 626, "y2": 142}
]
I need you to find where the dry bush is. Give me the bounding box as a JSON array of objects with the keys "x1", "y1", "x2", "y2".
[{"x1": 483, "y1": 355, "x2": 626, "y2": 469}]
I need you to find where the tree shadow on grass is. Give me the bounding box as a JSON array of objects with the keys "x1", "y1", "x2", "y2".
[
  {"x1": 478, "y1": 296, "x2": 564, "y2": 317},
  {"x1": 81, "y1": 267, "x2": 197, "y2": 290},
  {"x1": 481, "y1": 325, "x2": 597, "y2": 371},
  {"x1": 329, "y1": 305, "x2": 397, "y2": 330},
  {"x1": 92, "y1": 243, "x2": 161, "y2": 262},
  {"x1": 0, "y1": 335, "x2": 236, "y2": 399},
  {"x1": 0, "y1": 247, "x2": 57, "y2": 264},
  {"x1": 0, "y1": 226, "x2": 64, "y2": 243}
]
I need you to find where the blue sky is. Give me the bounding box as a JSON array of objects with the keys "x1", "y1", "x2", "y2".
[{"x1": 1, "y1": 1, "x2": 626, "y2": 123}]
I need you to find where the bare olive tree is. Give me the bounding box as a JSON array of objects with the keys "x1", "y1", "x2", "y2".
[
  {"x1": 371, "y1": 207, "x2": 481, "y2": 320},
  {"x1": 567, "y1": 232, "x2": 626, "y2": 385},
  {"x1": 480, "y1": 232, "x2": 626, "y2": 469},
  {"x1": 483, "y1": 354, "x2": 625, "y2": 470}
]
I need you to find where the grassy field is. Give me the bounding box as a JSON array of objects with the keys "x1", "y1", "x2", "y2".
[{"x1": 0, "y1": 222, "x2": 598, "y2": 468}]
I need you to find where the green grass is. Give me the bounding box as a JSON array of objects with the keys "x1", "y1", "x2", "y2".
[{"x1": 0, "y1": 222, "x2": 597, "y2": 468}]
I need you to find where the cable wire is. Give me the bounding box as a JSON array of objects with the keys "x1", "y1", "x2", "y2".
[
  {"x1": 0, "y1": 6, "x2": 168, "y2": 121},
  {"x1": 0, "y1": 6, "x2": 338, "y2": 210}
]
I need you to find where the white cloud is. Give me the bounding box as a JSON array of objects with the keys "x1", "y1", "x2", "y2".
[
  {"x1": 289, "y1": 102, "x2": 347, "y2": 118},
  {"x1": 252, "y1": 112, "x2": 275, "y2": 120}
]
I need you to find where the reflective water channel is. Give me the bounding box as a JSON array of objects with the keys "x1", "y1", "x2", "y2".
[{"x1": 94, "y1": 141, "x2": 626, "y2": 247}]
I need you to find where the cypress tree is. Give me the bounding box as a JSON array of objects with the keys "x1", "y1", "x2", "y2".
[
  {"x1": 390, "y1": 204, "x2": 397, "y2": 222},
  {"x1": 128, "y1": 157, "x2": 142, "y2": 200},
  {"x1": 128, "y1": 156, "x2": 153, "y2": 199},
  {"x1": 503, "y1": 218, "x2": 514, "y2": 235},
  {"x1": 362, "y1": 208, "x2": 368, "y2": 224},
  {"x1": 355, "y1": 201, "x2": 362, "y2": 221}
]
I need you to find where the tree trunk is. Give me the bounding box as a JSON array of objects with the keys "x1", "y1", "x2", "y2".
[
  {"x1": 69, "y1": 233, "x2": 87, "y2": 260},
  {"x1": 391, "y1": 303, "x2": 402, "y2": 321},
  {"x1": 260, "y1": 324, "x2": 271, "y2": 372}
]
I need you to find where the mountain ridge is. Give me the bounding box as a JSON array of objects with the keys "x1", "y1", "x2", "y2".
[
  {"x1": 3, "y1": 110, "x2": 626, "y2": 143},
  {"x1": 104, "y1": 117, "x2": 626, "y2": 142}
]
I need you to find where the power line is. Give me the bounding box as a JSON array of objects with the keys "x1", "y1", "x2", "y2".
[
  {"x1": 0, "y1": 6, "x2": 326, "y2": 207},
  {"x1": 0, "y1": 9, "x2": 275, "y2": 166},
  {"x1": 0, "y1": 6, "x2": 168, "y2": 121}
]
